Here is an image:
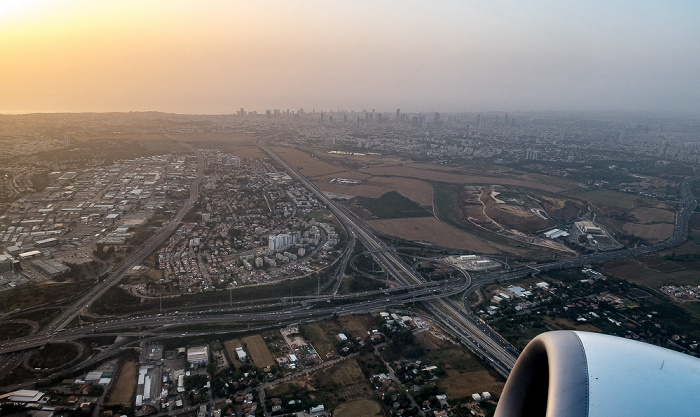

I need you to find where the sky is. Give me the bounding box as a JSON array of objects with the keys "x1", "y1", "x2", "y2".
[{"x1": 1, "y1": 0, "x2": 699, "y2": 116}]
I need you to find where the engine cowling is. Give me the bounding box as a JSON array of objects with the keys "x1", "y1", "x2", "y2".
[{"x1": 494, "y1": 330, "x2": 700, "y2": 417}]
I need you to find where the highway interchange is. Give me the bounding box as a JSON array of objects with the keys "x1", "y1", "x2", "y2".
[{"x1": 0, "y1": 137, "x2": 696, "y2": 387}]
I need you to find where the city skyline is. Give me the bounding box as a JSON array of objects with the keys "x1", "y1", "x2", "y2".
[{"x1": 1, "y1": 1, "x2": 699, "y2": 116}]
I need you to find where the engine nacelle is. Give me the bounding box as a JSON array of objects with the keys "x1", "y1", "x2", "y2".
[{"x1": 495, "y1": 330, "x2": 700, "y2": 417}]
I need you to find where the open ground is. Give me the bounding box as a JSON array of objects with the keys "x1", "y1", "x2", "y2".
[
  {"x1": 106, "y1": 359, "x2": 138, "y2": 406},
  {"x1": 366, "y1": 217, "x2": 502, "y2": 253},
  {"x1": 241, "y1": 335, "x2": 275, "y2": 368},
  {"x1": 333, "y1": 398, "x2": 383, "y2": 417},
  {"x1": 360, "y1": 164, "x2": 570, "y2": 193},
  {"x1": 421, "y1": 332, "x2": 504, "y2": 399},
  {"x1": 621, "y1": 223, "x2": 675, "y2": 242},
  {"x1": 223, "y1": 339, "x2": 244, "y2": 367},
  {"x1": 174, "y1": 132, "x2": 264, "y2": 158},
  {"x1": 311, "y1": 359, "x2": 372, "y2": 406}
]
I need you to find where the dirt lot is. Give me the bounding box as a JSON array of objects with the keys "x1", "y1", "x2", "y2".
[
  {"x1": 481, "y1": 187, "x2": 551, "y2": 233},
  {"x1": 241, "y1": 335, "x2": 275, "y2": 368},
  {"x1": 438, "y1": 369, "x2": 504, "y2": 399},
  {"x1": 106, "y1": 359, "x2": 137, "y2": 406},
  {"x1": 337, "y1": 314, "x2": 377, "y2": 339},
  {"x1": 415, "y1": 330, "x2": 452, "y2": 352},
  {"x1": 621, "y1": 222, "x2": 674, "y2": 242},
  {"x1": 366, "y1": 217, "x2": 500, "y2": 253},
  {"x1": 333, "y1": 398, "x2": 384, "y2": 417},
  {"x1": 223, "y1": 339, "x2": 243, "y2": 366}
]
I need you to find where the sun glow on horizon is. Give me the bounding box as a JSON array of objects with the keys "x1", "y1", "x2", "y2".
[
  {"x1": 0, "y1": 0, "x2": 54, "y2": 25},
  {"x1": 1, "y1": 1, "x2": 699, "y2": 115}
]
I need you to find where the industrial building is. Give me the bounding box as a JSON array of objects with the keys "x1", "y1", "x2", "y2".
[
  {"x1": 18, "y1": 250, "x2": 42, "y2": 260},
  {"x1": 0, "y1": 389, "x2": 46, "y2": 405},
  {"x1": 543, "y1": 228, "x2": 570, "y2": 239},
  {"x1": 575, "y1": 221, "x2": 604, "y2": 236},
  {"x1": 187, "y1": 346, "x2": 209, "y2": 365},
  {"x1": 31, "y1": 259, "x2": 70, "y2": 278},
  {"x1": 0, "y1": 254, "x2": 15, "y2": 273},
  {"x1": 34, "y1": 237, "x2": 58, "y2": 248}
]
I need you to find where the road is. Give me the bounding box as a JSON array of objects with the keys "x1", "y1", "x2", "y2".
[
  {"x1": 259, "y1": 139, "x2": 698, "y2": 376},
  {"x1": 0, "y1": 137, "x2": 695, "y2": 385},
  {"x1": 0, "y1": 142, "x2": 205, "y2": 380},
  {"x1": 258, "y1": 140, "x2": 518, "y2": 373}
]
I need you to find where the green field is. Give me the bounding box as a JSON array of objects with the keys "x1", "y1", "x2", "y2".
[{"x1": 355, "y1": 191, "x2": 432, "y2": 219}]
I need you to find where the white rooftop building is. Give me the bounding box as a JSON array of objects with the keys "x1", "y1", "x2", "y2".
[
  {"x1": 236, "y1": 347, "x2": 247, "y2": 361},
  {"x1": 187, "y1": 346, "x2": 209, "y2": 365}
]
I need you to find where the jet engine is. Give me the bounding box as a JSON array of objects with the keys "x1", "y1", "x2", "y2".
[{"x1": 494, "y1": 330, "x2": 700, "y2": 417}]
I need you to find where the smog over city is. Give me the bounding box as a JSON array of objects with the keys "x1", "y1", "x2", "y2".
[{"x1": 1, "y1": 2, "x2": 700, "y2": 417}]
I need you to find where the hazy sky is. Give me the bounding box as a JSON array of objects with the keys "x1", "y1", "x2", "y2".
[{"x1": 1, "y1": 0, "x2": 699, "y2": 115}]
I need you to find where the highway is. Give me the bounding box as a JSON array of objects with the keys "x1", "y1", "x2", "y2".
[
  {"x1": 461, "y1": 177, "x2": 697, "y2": 306},
  {"x1": 258, "y1": 140, "x2": 519, "y2": 374},
  {"x1": 0, "y1": 142, "x2": 205, "y2": 380},
  {"x1": 47, "y1": 145, "x2": 205, "y2": 333},
  {"x1": 0, "y1": 279, "x2": 468, "y2": 355},
  {"x1": 259, "y1": 139, "x2": 697, "y2": 375},
  {"x1": 0, "y1": 137, "x2": 695, "y2": 384}
]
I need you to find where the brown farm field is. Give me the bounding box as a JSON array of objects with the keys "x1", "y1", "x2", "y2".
[
  {"x1": 366, "y1": 217, "x2": 501, "y2": 253},
  {"x1": 333, "y1": 398, "x2": 384, "y2": 417},
  {"x1": 241, "y1": 335, "x2": 275, "y2": 368},
  {"x1": 223, "y1": 339, "x2": 243, "y2": 366},
  {"x1": 172, "y1": 132, "x2": 264, "y2": 158},
  {"x1": 310, "y1": 359, "x2": 374, "y2": 408},
  {"x1": 106, "y1": 359, "x2": 137, "y2": 406},
  {"x1": 271, "y1": 146, "x2": 345, "y2": 177},
  {"x1": 233, "y1": 146, "x2": 266, "y2": 159},
  {"x1": 631, "y1": 207, "x2": 676, "y2": 224},
  {"x1": 543, "y1": 317, "x2": 601, "y2": 333},
  {"x1": 621, "y1": 222, "x2": 674, "y2": 242},
  {"x1": 360, "y1": 165, "x2": 569, "y2": 193},
  {"x1": 316, "y1": 176, "x2": 434, "y2": 207},
  {"x1": 603, "y1": 259, "x2": 700, "y2": 287},
  {"x1": 135, "y1": 135, "x2": 191, "y2": 153},
  {"x1": 578, "y1": 189, "x2": 639, "y2": 209},
  {"x1": 172, "y1": 132, "x2": 257, "y2": 146},
  {"x1": 337, "y1": 314, "x2": 377, "y2": 339},
  {"x1": 438, "y1": 369, "x2": 504, "y2": 400}
]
